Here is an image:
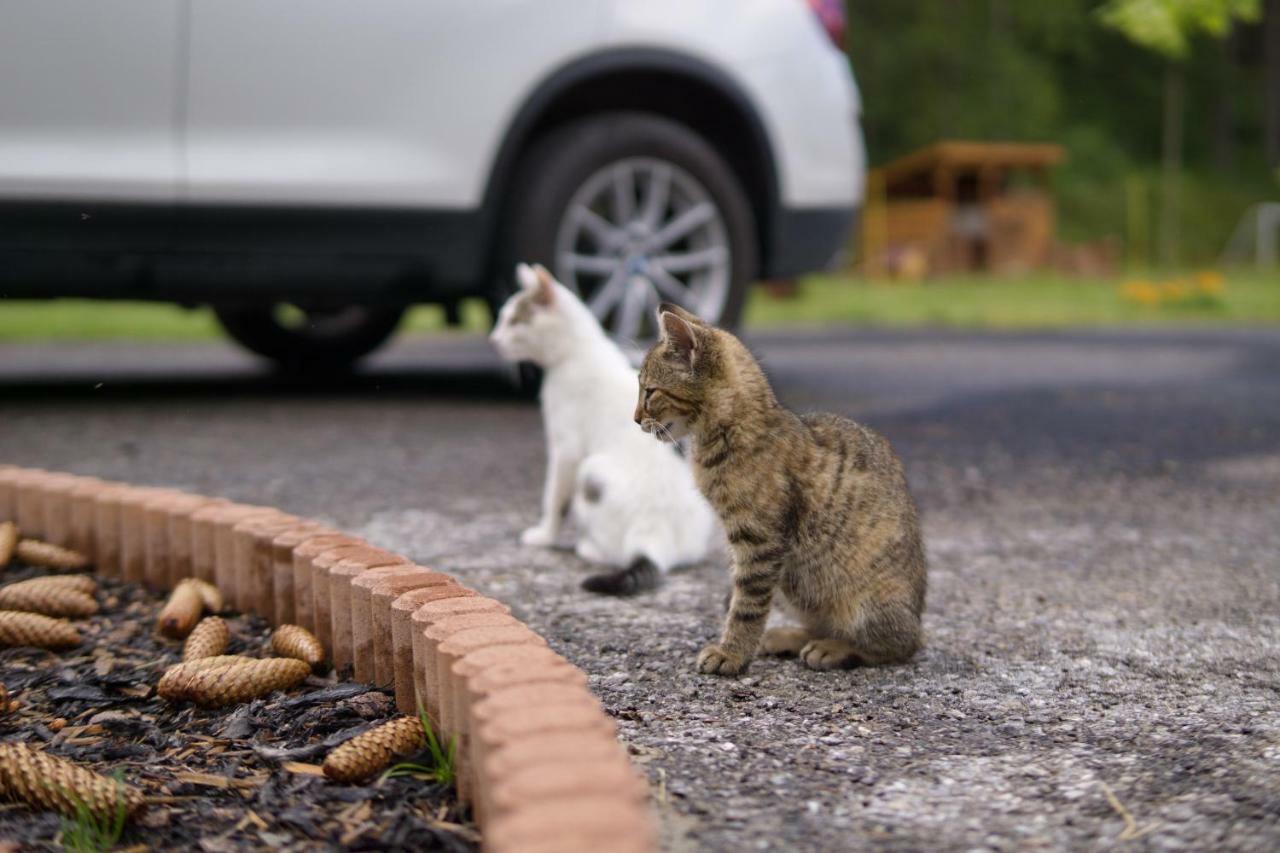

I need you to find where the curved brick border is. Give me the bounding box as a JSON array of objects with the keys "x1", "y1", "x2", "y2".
[{"x1": 0, "y1": 465, "x2": 657, "y2": 853}]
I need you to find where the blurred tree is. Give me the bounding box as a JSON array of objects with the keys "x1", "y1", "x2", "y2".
[
  {"x1": 1268, "y1": 0, "x2": 1280, "y2": 168},
  {"x1": 847, "y1": 3, "x2": 1074, "y2": 158},
  {"x1": 1097, "y1": 0, "x2": 1262, "y2": 266},
  {"x1": 845, "y1": 0, "x2": 1275, "y2": 264},
  {"x1": 1097, "y1": 0, "x2": 1259, "y2": 56},
  {"x1": 1210, "y1": 30, "x2": 1238, "y2": 172}
]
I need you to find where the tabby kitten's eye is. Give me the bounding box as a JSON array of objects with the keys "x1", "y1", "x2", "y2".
[{"x1": 644, "y1": 388, "x2": 656, "y2": 405}]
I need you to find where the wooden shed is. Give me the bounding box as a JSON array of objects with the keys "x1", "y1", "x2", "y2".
[{"x1": 863, "y1": 141, "x2": 1065, "y2": 277}]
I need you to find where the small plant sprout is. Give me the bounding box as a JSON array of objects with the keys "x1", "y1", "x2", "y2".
[
  {"x1": 57, "y1": 773, "x2": 129, "y2": 853},
  {"x1": 381, "y1": 705, "x2": 457, "y2": 787}
]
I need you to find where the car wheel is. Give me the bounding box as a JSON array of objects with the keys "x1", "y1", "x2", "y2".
[
  {"x1": 502, "y1": 112, "x2": 757, "y2": 347},
  {"x1": 213, "y1": 303, "x2": 404, "y2": 371}
]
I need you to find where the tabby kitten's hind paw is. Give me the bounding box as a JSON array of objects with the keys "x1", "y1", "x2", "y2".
[
  {"x1": 799, "y1": 638, "x2": 860, "y2": 671},
  {"x1": 696, "y1": 644, "x2": 749, "y2": 676},
  {"x1": 760, "y1": 627, "x2": 813, "y2": 656},
  {"x1": 581, "y1": 558, "x2": 659, "y2": 596}
]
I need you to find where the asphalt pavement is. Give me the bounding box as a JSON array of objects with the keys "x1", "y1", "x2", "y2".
[{"x1": 1, "y1": 326, "x2": 1277, "y2": 851}]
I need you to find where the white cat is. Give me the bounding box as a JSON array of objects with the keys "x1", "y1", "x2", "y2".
[{"x1": 489, "y1": 263, "x2": 719, "y2": 594}]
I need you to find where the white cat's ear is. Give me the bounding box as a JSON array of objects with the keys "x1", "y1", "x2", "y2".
[
  {"x1": 659, "y1": 310, "x2": 698, "y2": 367},
  {"x1": 531, "y1": 264, "x2": 556, "y2": 306},
  {"x1": 515, "y1": 263, "x2": 538, "y2": 291}
]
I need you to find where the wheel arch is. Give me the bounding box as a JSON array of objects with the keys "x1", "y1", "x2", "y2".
[{"x1": 480, "y1": 48, "x2": 780, "y2": 285}]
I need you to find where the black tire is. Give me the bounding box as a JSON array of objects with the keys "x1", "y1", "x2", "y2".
[
  {"x1": 213, "y1": 304, "x2": 405, "y2": 372},
  {"x1": 498, "y1": 111, "x2": 757, "y2": 334}
]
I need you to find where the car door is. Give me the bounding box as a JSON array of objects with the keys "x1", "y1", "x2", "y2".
[
  {"x1": 183, "y1": 0, "x2": 603, "y2": 210},
  {"x1": 0, "y1": 1, "x2": 183, "y2": 207},
  {"x1": 0, "y1": 0, "x2": 183, "y2": 292},
  {"x1": 179, "y1": 0, "x2": 604, "y2": 290}
]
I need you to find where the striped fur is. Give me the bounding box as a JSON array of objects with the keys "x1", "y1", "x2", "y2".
[{"x1": 636, "y1": 305, "x2": 927, "y2": 675}]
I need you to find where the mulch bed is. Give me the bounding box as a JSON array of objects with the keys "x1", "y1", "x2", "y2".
[{"x1": 0, "y1": 563, "x2": 478, "y2": 852}]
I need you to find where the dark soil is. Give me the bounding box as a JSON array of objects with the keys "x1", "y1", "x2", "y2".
[{"x1": 0, "y1": 563, "x2": 478, "y2": 852}]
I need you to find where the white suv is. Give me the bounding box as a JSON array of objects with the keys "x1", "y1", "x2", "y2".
[{"x1": 0, "y1": 0, "x2": 865, "y2": 368}]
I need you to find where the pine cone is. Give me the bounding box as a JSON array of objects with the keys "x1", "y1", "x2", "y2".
[
  {"x1": 156, "y1": 581, "x2": 204, "y2": 639},
  {"x1": 4, "y1": 574, "x2": 97, "y2": 596},
  {"x1": 182, "y1": 617, "x2": 230, "y2": 661},
  {"x1": 0, "y1": 611, "x2": 80, "y2": 649},
  {"x1": 156, "y1": 656, "x2": 255, "y2": 701},
  {"x1": 322, "y1": 716, "x2": 425, "y2": 783},
  {"x1": 0, "y1": 579, "x2": 97, "y2": 618},
  {"x1": 13, "y1": 540, "x2": 89, "y2": 571},
  {"x1": 271, "y1": 624, "x2": 324, "y2": 667},
  {"x1": 180, "y1": 578, "x2": 224, "y2": 614},
  {"x1": 0, "y1": 743, "x2": 145, "y2": 821},
  {"x1": 0, "y1": 522, "x2": 17, "y2": 567},
  {"x1": 181, "y1": 658, "x2": 311, "y2": 708}
]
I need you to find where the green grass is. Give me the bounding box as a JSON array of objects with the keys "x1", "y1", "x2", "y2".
[
  {"x1": 380, "y1": 707, "x2": 457, "y2": 788},
  {"x1": 743, "y1": 270, "x2": 1280, "y2": 330},
  {"x1": 2, "y1": 272, "x2": 1276, "y2": 342},
  {"x1": 0, "y1": 300, "x2": 222, "y2": 341},
  {"x1": 57, "y1": 776, "x2": 129, "y2": 853},
  {"x1": 0, "y1": 299, "x2": 490, "y2": 342}
]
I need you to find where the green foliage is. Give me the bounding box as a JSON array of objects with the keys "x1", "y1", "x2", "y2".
[
  {"x1": 1097, "y1": 0, "x2": 1262, "y2": 58},
  {"x1": 1056, "y1": 164, "x2": 1273, "y2": 261},
  {"x1": 57, "y1": 776, "x2": 128, "y2": 853},
  {"x1": 848, "y1": 2, "x2": 1080, "y2": 159},
  {"x1": 847, "y1": 0, "x2": 1270, "y2": 166},
  {"x1": 845, "y1": 0, "x2": 1275, "y2": 264},
  {"x1": 382, "y1": 706, "x2": 457, "y2": 787},
  {"x1": 744, "y1": 271, "x2": 1280, "y2": 329}
]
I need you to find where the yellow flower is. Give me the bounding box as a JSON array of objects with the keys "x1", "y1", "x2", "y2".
[
  {"x1": 1121, "y1": 280, "x2": 1162, "y2": 306},
  {"x1": 1162, "y1": 280, "x2": 1190, "y2": 301},
  {"x1": 1195, "y1": 270, "x2": 1225, "y2": 295}
]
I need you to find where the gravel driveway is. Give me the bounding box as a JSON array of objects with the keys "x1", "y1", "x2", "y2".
[{"x1": 2, "y1": 327, "x2": 1277, "y2": 851}]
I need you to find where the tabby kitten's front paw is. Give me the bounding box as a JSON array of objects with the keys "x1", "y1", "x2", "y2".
[
  {"x1": 696, "y1": 644, "x2": 749, "y2": 676},
  {"x1": 520, "y1": 526, "x2": 556, "y2": 547}
]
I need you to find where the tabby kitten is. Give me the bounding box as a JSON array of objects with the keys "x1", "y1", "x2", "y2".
[{"x1": 635, "y1": 304, "x2": 927, "y2": 675}]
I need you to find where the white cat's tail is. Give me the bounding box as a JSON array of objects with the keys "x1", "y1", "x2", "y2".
[
  {"x1": 581, "y1": 557, "x2": 660, "y2": 596},
  {"x1": 573, "y1": 452, "x2": 675, "y2": 596}
]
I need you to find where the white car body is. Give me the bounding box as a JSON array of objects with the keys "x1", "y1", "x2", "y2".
[{"x1": 0, "y1": 0, "x2": 864, "y2": 363}]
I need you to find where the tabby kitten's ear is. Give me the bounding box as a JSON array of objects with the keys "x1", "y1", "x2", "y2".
[
  {"x1": 658, "y1": 307, "x2": 699, "y2": 368},
  {"x1": 657, "y1": 301, "x2": 707, "y2": 327}
]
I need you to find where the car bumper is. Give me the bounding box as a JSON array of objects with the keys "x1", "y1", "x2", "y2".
[{"x1": 763, "y1": 205, "x2": 857, "y2": 279}]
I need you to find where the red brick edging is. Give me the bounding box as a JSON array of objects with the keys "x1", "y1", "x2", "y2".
[{"x1": 0, "y1": 465, "x2": 657, "y2": 853}]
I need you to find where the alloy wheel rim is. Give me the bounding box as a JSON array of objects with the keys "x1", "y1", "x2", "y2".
[{"x1": 553, "y1": 157, "x2": 731, "y2": 345}]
